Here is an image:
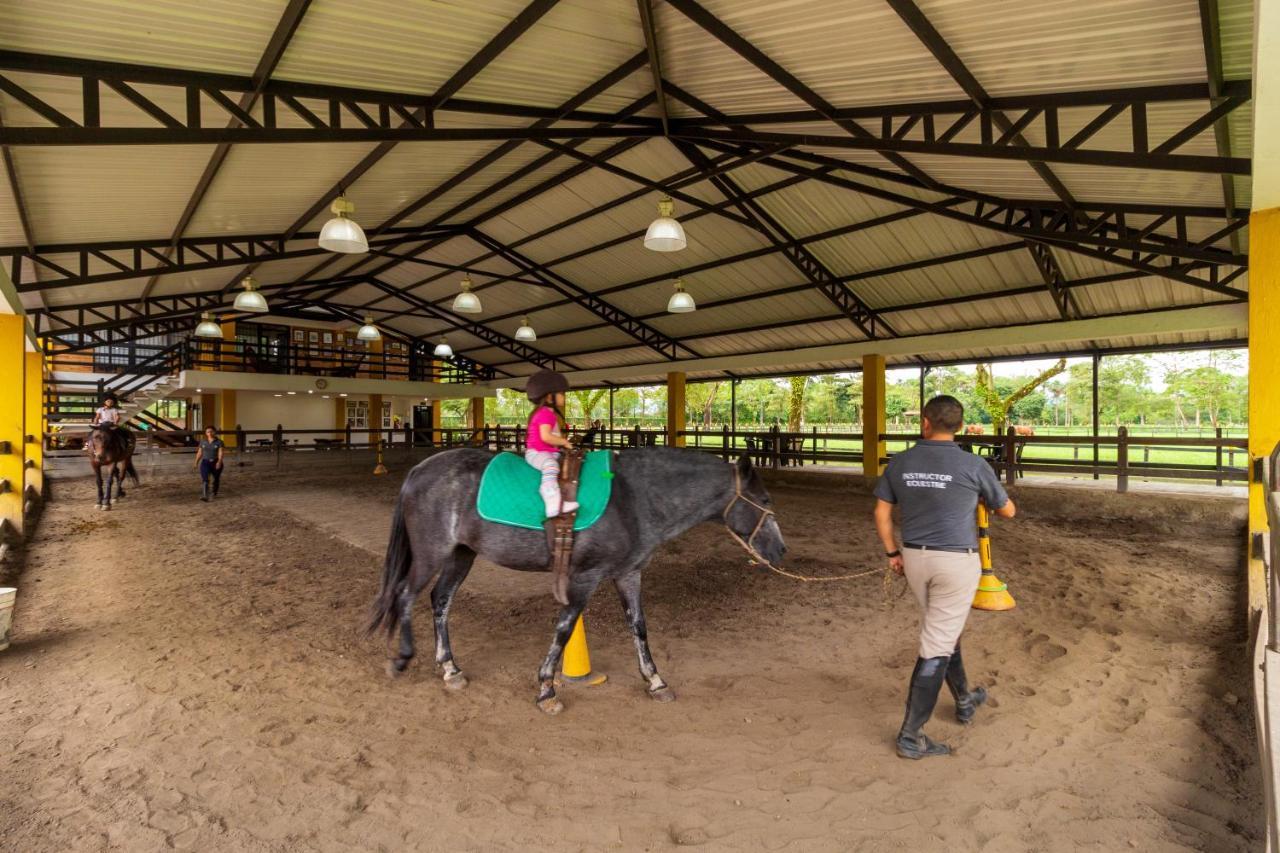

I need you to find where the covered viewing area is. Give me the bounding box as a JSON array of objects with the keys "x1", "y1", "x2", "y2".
[{"x1": 0, "y1": 0, "x2": 1278, "y2": 849}]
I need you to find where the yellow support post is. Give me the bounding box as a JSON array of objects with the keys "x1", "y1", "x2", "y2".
[
  {"x1": 972, "y1": 500, "x2": 1016, "y2": 611},
  {"x1": 0, "y1": 315, "x2": 25, "y2": 543},
  {"x1": 560, "y1": 615, "x2": 607, "y2": 686},
  {"x1": 334, "y1": 395, "x2": 347, "y2": 438},
  {"x1": 1249, "y1": 208, "x2": 1280, "y2": 611},
  {"x1": 667, "y1": 371, "x2": 687, "y2": 447},
  {"x1": 23, "y1": 350, "x2": 43, "y2": 510},
  {"x1": 368, "y1": 393, "x2": 383, "y2": 446},
  {"x1": 862, "y1": 354, "x2": 886, "y2": 486},
  {"x1": 430, "y1": 399, "x2": 442, "y2": 447},
  {"x1": 218, "y1": 389, "x2": 237, "y2": 448}
]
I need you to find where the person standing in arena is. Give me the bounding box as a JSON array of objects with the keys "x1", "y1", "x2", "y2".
[
  {"x1": 194, "y1": 425, "x2": 225, "y2": 502},
  {"x1": 873, "y1": 395, "x2": 1017, "y2": 759}
]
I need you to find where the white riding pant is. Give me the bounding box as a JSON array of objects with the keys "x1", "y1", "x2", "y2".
[{"x1": 902, "y1": 548, "x2": 981, "y2": 659}]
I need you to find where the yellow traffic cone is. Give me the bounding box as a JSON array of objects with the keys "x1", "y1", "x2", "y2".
[
  {"x1": 559, "y1": 615, "x2": 607, "y2": 686},
  {"x1": 972, "y1": 500, "x2": 1016, "y2": 611}
]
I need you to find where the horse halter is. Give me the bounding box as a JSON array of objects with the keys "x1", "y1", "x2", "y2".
[{"x1": 723, "y1": 467, "x2": 777, "y2": 566}]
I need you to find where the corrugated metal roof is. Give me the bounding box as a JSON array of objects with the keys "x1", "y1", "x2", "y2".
[{"x1": 1, "y1": 0, "x2": 1248, "y2": 376}]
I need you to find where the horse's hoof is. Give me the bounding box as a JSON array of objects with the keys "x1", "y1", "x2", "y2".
[
  {"x1": 94, "y1": 504, "x2": 101, "y2": 510},
  {"x1": 101, "y1": 505, "x2": 111, "y2": 512},
  {"x1": 443, "y1": 671, "x2": 469, "y2": 691},
  {"x1": 649, "y1": 685, "x2": 677, "y2": 703},
  {"x1": 386, "y1": 659, "x2": 409, "y2": 678},
  {"x1": 537, "y1": 696, "x2": 565, "y2": 715}
]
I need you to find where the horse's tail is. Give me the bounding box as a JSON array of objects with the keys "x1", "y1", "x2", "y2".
[
  {"x1": 367, "y1": 494, "x2": 412, "y2": 637},
  {"x1": 124, "y1": 456, "x2": 139, "y2": 485}
]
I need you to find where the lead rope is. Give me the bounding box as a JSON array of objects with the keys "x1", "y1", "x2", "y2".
[{"x1": 723, "y1": 471, "x2": 908, "y2": 605}]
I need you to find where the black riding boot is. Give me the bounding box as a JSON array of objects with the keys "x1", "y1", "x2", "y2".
[
  {"x1": 896, "y1": 656, "x2": 951, "y2": 759},
  {"x1": 201, "y1": 481, "x2": 209, "y2": 502},
  {"x1": 945, "y1": 644, "x2": 988, "y2": 725}
]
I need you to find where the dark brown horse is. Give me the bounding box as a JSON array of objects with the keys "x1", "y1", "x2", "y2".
[{"x1": 87, "y1": 427, "x2": 139, "y2": 510}]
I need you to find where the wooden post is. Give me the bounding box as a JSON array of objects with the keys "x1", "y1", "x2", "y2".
[
  {"x1": 861, "y1": 354, "x2": 886, "y2": 486},
  {"x1": 721, "y1": 424, "x2": 729, "y2": 461},
  {"x1": 368, "y1": 393, "x2": 383, "y2": 447},
  {"x1": 1004, "y1": 425, "x2": 1017, "y2": 486},
  {"x1": 274, "y1": 424, "x2": 283, "y2": 470},
  {"x1": 1216, "y1": 426, "x2": 1224, "y2": 487},
  {"x1": 770, "y1": 425, "x2": 780, "y2": 470},
  {"x1": 1117, "y1": 425, "x2": 1129, "y2": 493}
]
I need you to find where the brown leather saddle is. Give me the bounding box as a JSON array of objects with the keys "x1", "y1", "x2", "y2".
[{"x1": 545, "y1": 444, "x2": 585, "y2": 605}]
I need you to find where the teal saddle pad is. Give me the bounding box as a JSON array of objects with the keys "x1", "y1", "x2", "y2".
[{"x1": 476, "y1": 451, "x2": 614, "y2": 531}]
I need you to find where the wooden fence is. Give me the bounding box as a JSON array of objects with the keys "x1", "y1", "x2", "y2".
[{"x1": 47, "y1": 421, "x2": 1248, "y2": 491}]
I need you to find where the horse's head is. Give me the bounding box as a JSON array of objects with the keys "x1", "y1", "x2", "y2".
[
  {"x1": 723, "y1": 455, "x2": 787, "y2": 566},
  {"x1": 86, "y1": 428, "x2": 111, "y2": 463}
]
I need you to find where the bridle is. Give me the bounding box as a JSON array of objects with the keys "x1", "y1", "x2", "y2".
[
  {"x1": 723, "y1": 467, "x2": 777, "y2": 566},
  {"x1": 721, "y1": 466, "x2": 890, "y2": 585}
]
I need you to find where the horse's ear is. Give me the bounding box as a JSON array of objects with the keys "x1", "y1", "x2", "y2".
[{"x1": 735, "y1": 454, "x2": 753, "y2": 474}]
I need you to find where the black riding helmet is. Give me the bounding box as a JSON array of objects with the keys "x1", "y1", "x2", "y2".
[
  {"x1": 525, "y1": 369, "x2": 569, "y2": 403},
  {"x1": 102, "y1": 393, "x2": 118, "y2": 406}
]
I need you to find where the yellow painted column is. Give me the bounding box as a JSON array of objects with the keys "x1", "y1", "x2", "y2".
[
  {"x1": 666, "y1": 371, "x2": 686, "y2": 447},
  {"x1": 199, "y1": 392, "x2": 217, "y2": 431},
  {"x1": 219, "y1": 320, "x2": 240, "y2": 371},
  {"x1": 23, "y1": 350, "x2": 43, "y2": 507},
  {"x1": 431, "y1": 400, "x2": 443, "y2": 446},
  {"x1": 0, "y1": 315, "x2": 25, "y2": 541},
  {"x1": 218, "y1": 389, "x2": 237, "y2": 448},
  {"x1": 1249, "y1": 209, "x2": 1280, "y2": 609},
  {"x1": 862, "y1": 354, "x2": 886, "y2": 485},
  {"x1": 469, "y1": 396, "x2": 485, "y2": 430}
]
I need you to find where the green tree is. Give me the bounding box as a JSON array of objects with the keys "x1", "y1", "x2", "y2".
[
  {"x1": 974, "y1": 359, "x2": 1067, "y2": 433},
  {"x1": 787, "y1": 377, "x2": 807, "y2": 431}
]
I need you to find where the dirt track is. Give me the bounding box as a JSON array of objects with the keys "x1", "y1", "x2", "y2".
[{"x1": 0, "y1": 458, "x2": 1262, "y2": 851}]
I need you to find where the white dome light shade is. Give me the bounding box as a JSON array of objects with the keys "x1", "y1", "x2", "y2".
[
  {"x1": 232, "y1": 275, "x2": 268, "y2": 312},
  {"x1": 514, "y1": 316, "x2": 537, "y2": 341},
  {"x1": 433, "y1": 338, "x2": 454, "y2": 358},
  {"x1": 194, "y1": 312, "x2": 223, "y2": 338},
  {"x1": 356, "y1": 316, "x2": 381, "y2": 341},
  {"x1": 644, "y1": 197, "x2": 686, "y2": 252},
  {"x1": 452, "y1": 275, "x2": 482, "y2": 314},
  {"x1": 318, "y1": 195, "x2": 368, "y2": 254},
  {"x1": 667, "y1": 279, "x2": 696, "y2": 313}
]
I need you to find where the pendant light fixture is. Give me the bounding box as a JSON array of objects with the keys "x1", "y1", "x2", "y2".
[
  {"x1": 644, "y1": 197, "x2": 686, "y2": 252},
  {"x1": 452, "y1": 275, "x2": 482, "y2": 314},
  {"x1": 356, "y1": 315, "x2": 381, "y2": 342},
  {"x1": 433, "y1": 337, "x2": 454, "y2": 358},
  {"x1": 232, "y1": 274, "x2": 268, "y2": 312},
  {"x1": 194, "y1": 312, "x2": 223, "y2": 338},
  {"x1": 667, "y1": 278, "x2": 696, "y2": 313},
  {"x1": 318, "y1": 193, "x2": 368, "y2": 254},
  {"x1": 514, "y1": 316, "x2": 537, "y2": 342}
]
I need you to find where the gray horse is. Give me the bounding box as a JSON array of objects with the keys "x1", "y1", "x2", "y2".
[{"x1": 368, "y1": 447, "x2": 787, "y2": 714}]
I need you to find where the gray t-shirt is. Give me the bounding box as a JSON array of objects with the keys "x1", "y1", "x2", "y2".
[
  {"x1": 199, "y1": 438, "x2": 224, "y2": 462},
  {"x1": 873, "y1": 440, "x2": 1009, "y2": 549}
]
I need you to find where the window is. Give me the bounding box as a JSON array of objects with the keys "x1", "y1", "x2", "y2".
[{"x1": 381, "y1": 402, "x2": 392, "y2": 429}]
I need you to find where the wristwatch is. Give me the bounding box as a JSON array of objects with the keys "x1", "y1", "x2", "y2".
[{"x1": 885, "y1": 549, "x2": 902, "y2": 558}]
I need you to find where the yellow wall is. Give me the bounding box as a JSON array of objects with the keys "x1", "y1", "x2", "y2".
[
  {"x1": 0, "y1": 315, "x2": 25, "y2": 538},
  {"x1": 1249, "y1": 209, "x2": 1280, "y2": 608},
  {"x1": 24, "y1": 351, "x2": 43, "y2": 504}
]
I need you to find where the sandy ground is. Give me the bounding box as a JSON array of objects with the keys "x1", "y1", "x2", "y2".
[{"x1": 0, "y1": 456, "x2": 1262, "y2": 852}]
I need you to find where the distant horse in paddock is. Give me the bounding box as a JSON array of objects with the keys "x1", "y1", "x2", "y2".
[
  {"x1": 1013, "y1": 425, "x2": 1036, "y2": 437},
  {"x1": 367, "y1": 447, "x2": 787, "y2": 714},
  {"x1": 86, "y1": 427, "x2": 138, "y2": 511},
  {"x1": 964, "y1": 424, "x2": 985, "y2": 435}
]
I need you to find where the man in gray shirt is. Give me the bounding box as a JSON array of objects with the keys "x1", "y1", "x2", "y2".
[{"x1": 873, "y1": 395, "x2": 1017, "y2": 759}]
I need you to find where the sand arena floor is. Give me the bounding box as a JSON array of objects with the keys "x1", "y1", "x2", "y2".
[{"x1": 0, "y1": 456, "x2": 1262, "y2": 851}]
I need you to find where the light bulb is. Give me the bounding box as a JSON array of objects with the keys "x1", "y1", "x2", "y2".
[
  {"x1": 452, "y1": 276, "x2": 482, "y2": 314},
  {"x1": 644, "y1": 197, "x2": 686, "y2": 252},
  {"x1": 667, "y1": 279, "x2": 696, "y2": 313},
  {"x1": 515, "y1": 317, "x2": 537, "y2": 341},
  {"x1": 318, "y1": 194, "x2": 368, "y2": 253}
]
